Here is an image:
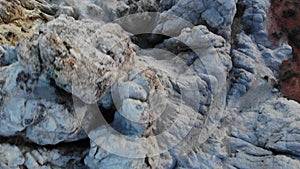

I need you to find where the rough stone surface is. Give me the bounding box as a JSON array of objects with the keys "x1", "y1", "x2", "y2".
[
  {"x1": 0, "y1": 0, "x2": 55, "y2": 46},
  {"x1": 0, "y1": 143, "x2": 87, "y2": 169},
  {"x1": 0, "y1": 144, "x2": 24, "y2": 169},
  {"x1": 0, "y1": 0, "x2": 299, "y2": 168},
  {"x1": 17, "y1": 15, "x2": 134, "y2": 104},
  {"x1": 0, "y1": 62, "x2": 86, "y2": 145},
  {"x1": 158, "y1": 0, "x2": 237, "y2": 39}
]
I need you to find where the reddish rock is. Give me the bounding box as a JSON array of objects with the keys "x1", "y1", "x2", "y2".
[{"x1": 268, "y1": 0, "x2": 300, "y2": 102}]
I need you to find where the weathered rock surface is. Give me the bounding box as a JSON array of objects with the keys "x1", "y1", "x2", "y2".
[
  {"x1": 0, "y1": 143, "x2": 87, "y2": 169},
  {"x1": 0, "y1": 0, "x2": 299, "y2": 168},
  {"x1": 17, "y1": 15, "x2": 134, "y2": 104},
  {"x1": 0, "y1": 62, "x2": 86, "y2": 145},
  {"x1": 158, "y1": 0, "x2": 237, "y2": 39},
  {"x1": 0, "y1": 144, "x2": 24, "y2": 169},
  {"x1": 0, "y1": 0, "x2": 55, "y2": 46}
]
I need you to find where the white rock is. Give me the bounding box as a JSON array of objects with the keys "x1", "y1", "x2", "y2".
[{"x1": 0, "y1": 144, "x2": 24, "y2": 168}]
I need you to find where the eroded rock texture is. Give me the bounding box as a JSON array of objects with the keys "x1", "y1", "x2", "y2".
[{"x1": 0, "y1": 0, "x2": 299, "y2": 168}]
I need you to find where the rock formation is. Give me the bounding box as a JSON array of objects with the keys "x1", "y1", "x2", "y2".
[{"x1": 0, "y1": 0, "x2": 299, "y2": 168}]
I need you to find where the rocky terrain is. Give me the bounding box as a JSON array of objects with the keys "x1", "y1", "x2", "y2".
[{"x1": 0, "y1": 0, "x2": 299, "y2": 168}]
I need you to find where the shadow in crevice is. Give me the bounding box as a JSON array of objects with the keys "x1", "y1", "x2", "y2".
[{"x1": 131, "y1": 33, "x2": 170, "y2": 49}]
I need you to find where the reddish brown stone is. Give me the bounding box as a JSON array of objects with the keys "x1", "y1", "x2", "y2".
[{"x1": 268, "y1": 0, "x2": 300, "y2": 102}]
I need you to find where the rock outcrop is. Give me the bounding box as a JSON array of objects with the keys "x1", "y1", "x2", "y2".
[{"x1": 0, "y1": 0, "x2": 299, "y2": 168}]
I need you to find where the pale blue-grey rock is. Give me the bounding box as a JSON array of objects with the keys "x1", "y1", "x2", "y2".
[
  {"x1": 259, "y1": 44, "x2": 292, "y2": 70},
  {"x1": 0, "y1": 45, "x2": 17, "y2": 66},
  {"x1": 158, "y1": 0, "x2": 237, "y2": 38},
  {"x1": 202, "y1": 8, "x2": 224, "y2": 28},
  {"x1": 25, "y1": 99, "x2": 87, "y2": 145},
  {"x1": 17, "y1": 15, "x2": 134, "y2": 104},
  {"x1": 0, "y1": 144, "x2": 24, "y2": 169},
  {"x1": 0, "y1": 0, "x2": 300, "y2": 168},
  {"x1": 239, "y1": 0, "x2": 272, "y2": 46},
  {"x1": 228, "y1": 31, "x2": 291, "y2": 104},
  {"x1": 0, "y1": 143, "x2": 86, "y2": 169},
  {"x1": 24, "y1": 147, "x2": 86, "y2": 168},
  {"x1": 226, "y1": 97, "x2": 300, "y2": 168},
  {"x1": 83, "y1": 24, "x2": 232, "y2": 168},
  {"x1": 225, "y1": 136, "x2": 300, "y2": 169},
  {"x1": 0, "y1": 62, "x2": 86, "y2": 144}
]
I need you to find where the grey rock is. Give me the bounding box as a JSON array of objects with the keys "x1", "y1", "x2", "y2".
[
  {"x1": 0, "y1": 143, "x2": 87, "y2": 169},
  {"x1": 0, "y1": 144, "x2": 24, "y2": 169},
  {"x1": 83, "y1": 25, "x2": 232, "y2": 168},
  {"x1": 231, "y1": 50, "x2": 256, "y2": 73},
  {"x1": 84, "y1": 141, "x2": 148, "y2": 169},
  {"x1": 55, "y1": 6, "x2": 76, "y2": 18},
  {"x1": 240, "y1": 0, "x2": 272, "y2": 46},
  {"x1": 226, "y1": 137, "x2": 300, "y2": 169},
  {"x1": 202, "y1": 8, "x2": 224, "y2": 28},
  {"x1": 0, "y1": 63, "x2": 34, "y2": 136},
  {"x1": 0, "y1": 45, "x2": 17, "y2": 66},
  {"x1": 17, "y1": 15, "x2": 134, "y2": 104},
  {"x1": 25, "y1": 99, "x2": 87, "y2": 145},
  {"x1": 259, "y1": 44, "x2": 292, "y2": 70},
  {"x1": 27, "y1": 148, "x2": 84, "y2": 168},
  {"x1": 229, "y1": 97, "x2": 300, "y2": 156},
  {"x1": 0, "y1": 0, "x2": 300, "y2": 168},
  {"x1": 227, "y1": 31, "x2": 290, "y2": 104},
  {"x1": 157, "y1": 0, "x2": 237, "y2": 39},
  {"x1": 0, "y1": 62, "x2": 86, "y2": 144}
]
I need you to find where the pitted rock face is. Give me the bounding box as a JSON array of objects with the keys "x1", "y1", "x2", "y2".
[
  {"x1": 0, "y1": 0, "x2": 300, "y2": 168},
  {"x1": 18, "y1": 15, "x2": 134, "y2": 104},
  {"x1": 81, "y1": 25, "x2": 232, "y2": 165},
  {"x1": 0, "y1": 0, "x2": 56, "y2": 46}
]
